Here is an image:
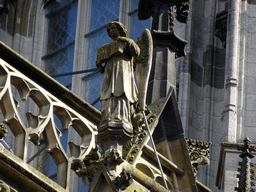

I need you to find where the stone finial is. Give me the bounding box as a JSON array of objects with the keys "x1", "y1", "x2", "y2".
[
  {"x1": 235, "y1": 137, "x2": 256, "y2": 192},
  {"x1": 185, "y1": 138, "x2": 211, "y2": 177},
  {"x1": 237, "y1": 137, "x2": 256, "y2": 158}
]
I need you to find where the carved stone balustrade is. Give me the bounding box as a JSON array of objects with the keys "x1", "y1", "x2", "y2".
[{"x1": 0, "y1": 42, "x2": 100, "y2": 191}]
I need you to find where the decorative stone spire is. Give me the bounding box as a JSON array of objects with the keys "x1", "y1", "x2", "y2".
[{"x1": 235, "y1": 137, "x2": 256, "y2": 192}]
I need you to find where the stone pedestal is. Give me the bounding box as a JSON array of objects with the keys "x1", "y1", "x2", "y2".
[{"x1": 98, "y1": 123, "x2": 133, "y2": 154}]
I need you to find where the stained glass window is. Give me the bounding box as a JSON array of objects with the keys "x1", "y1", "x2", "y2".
[
  {"x1": 42, "y1": 0, "x2": 78, "y2": 88},
  {"x1": 89, "y1": 0, "x2": 120, "y2": 31}
]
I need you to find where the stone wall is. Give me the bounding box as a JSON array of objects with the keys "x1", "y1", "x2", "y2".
[
  {"x1": 177, "y1": 0, "x2": 256, "y2": 191},
  {"x1": 177, "y1": 0, "x2": 227, "y2": 191}
]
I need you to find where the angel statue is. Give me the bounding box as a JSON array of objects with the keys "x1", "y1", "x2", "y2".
[{"x1": 96, "y1": 21, "x2": 152, "y2": 151}]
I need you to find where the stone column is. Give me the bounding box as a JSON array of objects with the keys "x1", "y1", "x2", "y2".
[{"x1": 222, "y1": 0, "x2": 240, "y2": 142}]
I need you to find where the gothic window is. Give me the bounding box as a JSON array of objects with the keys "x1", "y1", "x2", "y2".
[
  {"x1": 37, "y1": 0, "x2": 78, "y2": 183},
  {"x1": 42, "y1": 0, "x2": 78, "y2": 88}
]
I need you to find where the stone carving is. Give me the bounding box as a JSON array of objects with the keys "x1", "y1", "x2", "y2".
[
  {"x1": 113, "y1": 169, "x2": 133, "y2": 190},
  {"x1": 103, "y1": 148, "x2": 124, "y2": 170},
  {"x1": 74, "y1": 161, "x2": 98, "y2": 186},
  {"x1": 73, "y1": 148, "x2": 124, "y2": 185},
  {"x1": 96, "y1": 21, "x2": 139, "y2": 137},
  {"x1": 176, "y1": 0, "x2": 190, "y2": 23},
  {"x1": 0, "y1": 123, "x2": 7, "y2": 140},
  {"x1": 96, "y1": 21, "x2": 153, "y2": 152},
  {"x1": 0, "y1": 181, "x2": 10, "y2": 192},
  {"x1": 124, "y1": 107, "x2": 156, "y2": 164},
  {"x1": 185, "y1": 138, "x2": 211, "y2": 177},
  {"x1": 83, "y1": 145, "x2": 101, "y2": 165},
  {"x1": 72, "y1": 146, "x2": 103, "y2": 185}
]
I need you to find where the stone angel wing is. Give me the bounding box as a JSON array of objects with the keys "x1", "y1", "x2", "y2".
[{"x1": 134, "y1": 28, "x2": 153, "y2": 111}]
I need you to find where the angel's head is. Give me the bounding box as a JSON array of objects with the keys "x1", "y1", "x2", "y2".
[{"x1": 107, "y1": 21, "x2": 127, "y2": 40}]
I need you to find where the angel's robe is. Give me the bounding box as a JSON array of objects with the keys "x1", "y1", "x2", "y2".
[{"x1": 97, "y1": 39, "x2": 140, "y2": 128}]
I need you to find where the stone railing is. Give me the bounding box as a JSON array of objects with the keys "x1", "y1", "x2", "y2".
[{"x1": 0, "y1": 42, "x2": 100, "y2": 191}]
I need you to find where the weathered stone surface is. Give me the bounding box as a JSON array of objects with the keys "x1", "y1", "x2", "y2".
[
  {"x1": 96, "y1": 22, "x2": 154, "y2": 153},
  {"x1": 0, "y1": 145, "x2": 67, "y2": 192},
  {"x1": 0, "y1": 43, "x2": 101, "y2": 190},
  {"x1": 185, "y1": 138, "x2": 211, "y2": 177},
  {"x1": 191, "y1": 61, "x2": 203, "y2": 87}
]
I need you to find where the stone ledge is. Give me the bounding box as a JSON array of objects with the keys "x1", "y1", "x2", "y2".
[
  {"x1": 0, "y1": 144, "x2": 67, "y2": 192},
  {"x1": 215, "y1": 142, "x2": 256, "y2": 189}
]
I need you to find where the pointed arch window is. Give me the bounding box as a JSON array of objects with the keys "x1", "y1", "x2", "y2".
[{"x1": 42, "y1": 0, "x2": 78, "y2": 89}]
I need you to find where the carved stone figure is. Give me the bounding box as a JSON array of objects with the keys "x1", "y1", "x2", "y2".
[
  {"x1": 96, "y1": 21, "x2": 153, "y2": 152},
  {"x1": 97, "y1": 21, "x2": 139, "y2": 132}
]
